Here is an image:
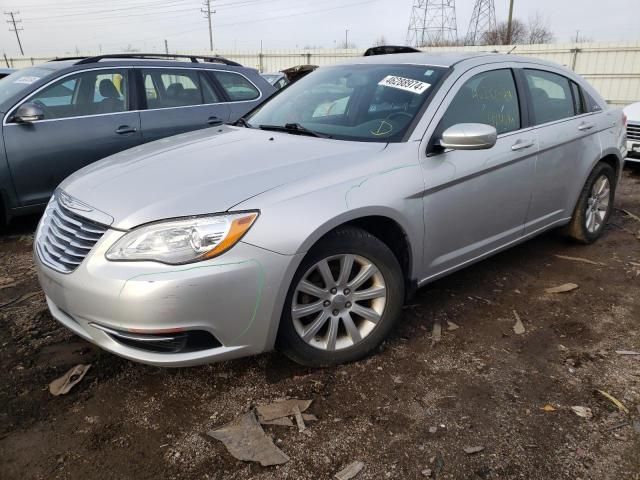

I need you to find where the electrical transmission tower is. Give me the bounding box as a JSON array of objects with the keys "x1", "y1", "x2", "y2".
[
  {"x1": 406, "y1": 1, "x2": 458, "y2": 47},
  {"x1": 465, "y1": 0, "x2": 497, "y2": 45},
  {"x1": 4, "y1": 10, "x2": 24, "y2": 56}
]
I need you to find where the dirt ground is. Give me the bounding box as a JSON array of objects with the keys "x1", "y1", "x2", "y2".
[{"x1": 1, "y1": 169, "x2": 639, "y2": 480}]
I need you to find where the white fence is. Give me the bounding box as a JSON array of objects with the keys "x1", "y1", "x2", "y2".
[{"x1": 5, "y1": 42, "x2": 640, "y2": 106}]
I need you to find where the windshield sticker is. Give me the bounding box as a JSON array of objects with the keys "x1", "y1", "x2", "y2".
[
  {"x1": 378, "y1": 75, "x2": 430, "y2": 94},
  {"x1": 14, "y1": 76, "x2": 40, "y2": 85}
]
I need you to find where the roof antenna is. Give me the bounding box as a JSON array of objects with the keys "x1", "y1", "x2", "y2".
[{"x1": 507, "y1": 45, "x2": 517, "y2": 54}]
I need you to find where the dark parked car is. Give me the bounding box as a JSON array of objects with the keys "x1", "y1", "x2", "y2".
[
  {"x1": 0, "y1": 54, "x2": 275, "y2": 223},
  {"x1": 0, "y1": 68, "x2": 16, "y2": 80}
]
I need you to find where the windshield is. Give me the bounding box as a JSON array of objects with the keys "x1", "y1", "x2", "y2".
[
  {"x1": 248, "y1": 64, "x2": 447, "y2": 142},
  {"x1": 0, "y1": 67, "x2": 53, "y2": 106}
]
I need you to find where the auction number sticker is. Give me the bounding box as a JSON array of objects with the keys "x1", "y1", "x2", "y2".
[
  {"x1": 378, "y1": 75, "x2": 430, "y2": 94},
  {"x1": 14, "y1": 76, "x2": 40, "y2": 84}
]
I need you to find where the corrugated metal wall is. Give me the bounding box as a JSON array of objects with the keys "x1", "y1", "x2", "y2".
[{"x1": 5, "y1": 42, "x2": 640, "y2": 106}]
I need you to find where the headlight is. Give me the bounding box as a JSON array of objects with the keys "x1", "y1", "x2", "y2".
[{"x1": 105, "y1": 211, "x2": 258, "y2": 264}]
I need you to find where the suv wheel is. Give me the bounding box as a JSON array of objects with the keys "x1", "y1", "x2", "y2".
[
  {"x1": 565, "y1": 162, "x2": 615, "y2": 243},
  {"x1": 277, "y1": 226, "x2": 404, "y2": 367}
]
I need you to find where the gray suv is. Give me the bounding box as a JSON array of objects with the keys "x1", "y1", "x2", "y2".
[
  {"x1": 0, "y1": 54, "x2": 275, "y2": 223},
  {"x1": 34, "y1": 53, "x2": 626, "y2": 367}
]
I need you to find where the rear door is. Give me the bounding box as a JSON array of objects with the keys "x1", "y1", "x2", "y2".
[
  {"x1": 520, "y1": 67, "x2": 603, "y2": 233},
  {"x1": 3, "y1": 67, "x2": 141, "y2": 206},
  {"x1": 419, "y1": 64, "x2": 537, "y2": 279},
  {"x1": 137, "y1": 67, "x2": 230, "y2": 143}
]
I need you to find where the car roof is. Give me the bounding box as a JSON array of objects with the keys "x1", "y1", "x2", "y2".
[{"x1": 342, "y1": 51, "x2": 566, "y2": 70}]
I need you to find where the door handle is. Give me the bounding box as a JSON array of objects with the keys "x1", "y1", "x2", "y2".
[
  {"x1": 115, "y1": 125, "x2": 137, "y2": 134},
  {"x1": 511, "y1": 139, "x2": 535, "y2": 151},
  {"x1": 207, "y1": 116, "x2": 223, "y2": 126},
  {"x1": 578, "y1": 122, "x2": 595, "y2": 131}
]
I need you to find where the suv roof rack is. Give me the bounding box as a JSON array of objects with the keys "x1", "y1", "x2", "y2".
[{"x1": 50, "y1": 53, "x2": 242, "y2": 67}]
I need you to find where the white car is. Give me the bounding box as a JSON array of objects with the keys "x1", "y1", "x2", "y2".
[{"x1": 624, "y1": 101, "x2": 640, "y2": 164}]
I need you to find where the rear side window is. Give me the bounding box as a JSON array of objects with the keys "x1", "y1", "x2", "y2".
[
  {"x1": 211, "y1": 71, "x2": 260, "y2": 101},
  {"x1": 570, "y1": 81, "x2": 586, "y2": 115},
  {"x1": 524, "y1": 69, "x2": 575, "y2": 124},
  {"x1": 583, "y1": 90, "x2": 603, "y2": 113},
  {"x1": 141, "y1": 69, "x2": 219, "y2": 109},
  {"x1": 439, "y1": 69, "x2": 521, "y2": 135}
]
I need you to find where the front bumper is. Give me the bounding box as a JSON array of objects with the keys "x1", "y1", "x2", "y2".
[
  {"x1": 35, "y1": 228, "x2": 302, "y2": 367},
  {"x1": 627, "y1": 139, "x2": 640, "y2": 162}
]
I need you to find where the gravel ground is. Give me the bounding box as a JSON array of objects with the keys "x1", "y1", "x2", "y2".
[{"x1": 1, "y1": 169, "x2": 639, "y2": 480}]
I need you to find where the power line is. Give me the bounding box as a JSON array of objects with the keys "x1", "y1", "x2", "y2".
[{"x1": 4, "y1": 10, "x2": 24, "y2": 56}]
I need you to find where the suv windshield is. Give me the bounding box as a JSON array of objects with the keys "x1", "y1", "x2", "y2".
[
  {"x1": 247, "y1": 64, "x2": 447, "y2": 142},
  {"x1": 0, "y1": 67, "x2": 53, "y2": 107}
]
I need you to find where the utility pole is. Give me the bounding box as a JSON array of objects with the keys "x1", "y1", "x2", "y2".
[
  {"x1": 506, "y1": 0, "x2": 515, "y2": 45},
  {"x1": 202, "y1": 0, "x2": 214, "y2": 51},
  {"x1": 164, "y1": 39, "x2": 169, "y2": 54},
  {"x1": 4, "y1": 11, "x2": 24, "y2": 56},
  {"x1": 345, "y1": 29, "x2": 349, "y2": 49}
]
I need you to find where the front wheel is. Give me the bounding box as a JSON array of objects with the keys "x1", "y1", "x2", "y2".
[
  {"x1": 277, "y1": 227, "x2": 404, "y2": 367},
  {"x1": 565, "y1": 162, "x2": 615, "y2": 243}
]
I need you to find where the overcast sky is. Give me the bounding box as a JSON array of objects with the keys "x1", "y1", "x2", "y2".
[{"x1": 1, "y1": 0, "x2": 638, "y2": 57}]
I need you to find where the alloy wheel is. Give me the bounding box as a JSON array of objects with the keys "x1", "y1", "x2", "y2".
[
  {"x1": 291, "y1": 254, "x2": 387, "y2": 351},
  {"x1": 585, "y1": 174, "x2": 611, "y2": 234}
]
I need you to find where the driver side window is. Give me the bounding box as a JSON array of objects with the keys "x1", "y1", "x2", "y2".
[
  {"x1": 439, "y1": 69, "x2": 521, "y2": 135},
  {"x1": 25, "y1": 69, "x2": 129, "y2": 120}
]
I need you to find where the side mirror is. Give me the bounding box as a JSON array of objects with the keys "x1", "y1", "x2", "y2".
[
  {"x1": 13, "y1": 102, "x2": 44, "y2": 123},
  {"x1": 440, "y1": 123, "x2": 497, "y2": 151}
]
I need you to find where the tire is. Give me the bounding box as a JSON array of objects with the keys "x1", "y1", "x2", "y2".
[
  {"x1": 277, "y1": 226, "x2": 404, "y2": 367},
  {"x1": 565, "y1": 162, "x2": 616, "y2": 244}
]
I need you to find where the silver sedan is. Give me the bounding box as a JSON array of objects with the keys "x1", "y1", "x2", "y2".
[{"x1": 34, "y1": 52, "x2": 626, "y2": 367}]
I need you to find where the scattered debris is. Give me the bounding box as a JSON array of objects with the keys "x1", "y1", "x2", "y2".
[
  {"x1": 633, "y1": 419, "x2": 640, "y2": 434},
  {"x1": 512, "y1": 310, "x2": 525, "y2": 335},
  {"x1": 0, "y1": 291, "x2": 39, "y2": 309},
  {"x1": 545, "y1": 283, "x2": 579, "y2": 294},
  {"x1": 293, "y1": 405, "x2": 306, "y2": 432},
  {"x1": 571, "y1": 406, "x2": 593, "y2": 419},
  {"x1": 555, "y1": 255, "x2": 606, "y2": 266},
  {"x1": 335, "y1": 460, "x2": 365, "y2": 480},
  {"x1": 607, "y1": 421, "x2": 629, "y2": 431},
  {"x1": 260, "y1": 417, "x2": 295, "y2": 427},
  {"x1": 421, "y1": 468, "x2": 432, "y2": 477},
  {"x1": 256, "y1": 399, "x2": 312, "y2": 422},
  {"x1": 615, "y1": 350, "x2": 640, "y2": 356},
  {"x1": 541, "y1": 404, "x2": 557, "y2": 412},
  {"x1": 428, "y1": 426, "x2": 437, "y2": 434},
  {"x1": 622, "y1": 209, "x2": 640, "y2": 223},
  {"x1": 596, "y1": 390, "x2": 629, "y2": 414},
  {"x1": 49, "y1": 364, "x2": 91, "y2": 396},
  {"x1": 463, "y1": 446, "x2": 485, "y2": 454},
  {"x1": 432, "y1": 321, "x2": 442, "y2": 344},
  {"x1": 446, "y1": 320, "x2": 460, "y2": 331},
  {"x1": 207, "y1": 411, "x2": 289, "y2": 466}
]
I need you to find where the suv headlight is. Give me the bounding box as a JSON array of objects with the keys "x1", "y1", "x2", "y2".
[{"x1": 105, "y1": 212, "x2": 258, "y2": 264}]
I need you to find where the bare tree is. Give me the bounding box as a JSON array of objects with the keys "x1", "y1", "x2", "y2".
[
  {"x1": 526, "y1": 13, "x2": 554, "y2": 44},
  {"x1": 373, "y1": 35, "x2": 388, "y2": 46},
  {"x1": 481, "y1": 14, "x2": 553, "y2": 45}
]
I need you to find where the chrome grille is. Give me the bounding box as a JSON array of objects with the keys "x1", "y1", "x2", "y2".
[
  {"x1": 628, "y1": 122, "x2": 640, "y2": 142},
  {"x1": 36, "y1": 199, "x2": 108, "y2": 273}
]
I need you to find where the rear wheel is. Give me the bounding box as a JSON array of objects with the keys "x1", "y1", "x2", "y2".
[
  {"x1": 565, "y1": 162, "x2": 615, "y2": 243},
  {"x1": 277, "y1": 226, "x2": 404, "y2": 367}
]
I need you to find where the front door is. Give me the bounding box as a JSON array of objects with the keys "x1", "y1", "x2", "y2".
[
  {"x1": 137, "y1": 68, "x2": 231, "y2": 143},
  {"x1": 3, "y1": 68, "x2": 141, "y2": 206},
  {"x1": 420, "y1": 66, "x2": 537, "y2": 280}
]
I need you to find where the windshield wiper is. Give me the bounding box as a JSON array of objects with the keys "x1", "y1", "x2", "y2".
[
  {"x1": 258, "y1": 123, "x2": 331, "y2": 138},
  {"x1": 229, "y1": 117, "x2": 253, "y2": 128}
]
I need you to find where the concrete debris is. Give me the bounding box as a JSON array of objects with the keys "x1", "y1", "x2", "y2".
[
  {"x1": 615, "y1": 350, "x2": 640, "y2": 356},
  {"x1": 463, "y1": 446, "x2": 485, "y2": 454},
  {"x1": 207, "y1": 411, "x2": 289, "y2": 466},
  {"x1": 432, "y1": 321, "x2": 442, "y2": 344},
  {"x1": 571, "y1": 406, "x2": 593, "y2": 419},
  {"x1": 335, "y1": 460, "x2": 365, "y2": 480},
  {"x1": 421, "y1": 468, "x2": 432, "y2": 477},
  {"x1": 545, "y1": 283, "x2": 579, "y2": 294},
  {"x1": 260, "y1": 417, "x2": 295, "y2": 427},
  {"x1": 512, "y1": 310, "x2": 525, "y2": 335},
  {"x1": 555, "y1": 255, "x2": 606, "y2": 266},
  {"x1": 446, "y1": 321, "x2": 460, "y2": 331},
  {"x1": 49, "y1": 364, "x2": 91, "y2": 396},
  {"x1": 256, "y1": 399, "x2": 312, "y2": 422},
  {"x1": 293, "y1": 405, "x2": 306, "y2": 432}
]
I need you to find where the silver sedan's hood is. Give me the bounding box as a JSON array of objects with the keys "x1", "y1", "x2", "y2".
[{"x1": 61, "y1": 126, "x2": 385, "y2": 230}]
